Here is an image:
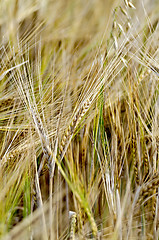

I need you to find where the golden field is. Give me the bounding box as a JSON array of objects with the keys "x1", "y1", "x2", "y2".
[{"x1": 0, "y1": 0, "x2": 159, "y2": 239}]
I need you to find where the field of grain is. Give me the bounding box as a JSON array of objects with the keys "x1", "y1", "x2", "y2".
[{"x1": 0, "y1": 0, "x2": 159, "y2": 239}]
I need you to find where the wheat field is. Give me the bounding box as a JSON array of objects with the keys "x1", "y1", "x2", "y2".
[{"x1": 0, "y1": 0, "x2": 159, "y2": 239}]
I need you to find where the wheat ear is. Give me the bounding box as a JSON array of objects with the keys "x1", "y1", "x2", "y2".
[
  {"x1": 139, "y1": 173, "x2": 159, "y2": 205},
  {"x1": 69, "y1": 211, "x2": 77, "y2": 240},
  {"x1": 59, "y1": 97, "x2": 91, "y2": 160}
]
